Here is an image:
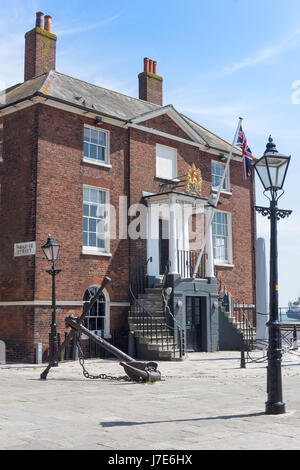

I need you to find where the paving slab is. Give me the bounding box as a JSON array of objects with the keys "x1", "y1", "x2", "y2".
[{"x1": 1, "y1": 351, "x2": 300, "y2": 450}]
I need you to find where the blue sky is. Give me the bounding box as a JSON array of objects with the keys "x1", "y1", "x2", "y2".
[{"x1": 1, "y1": 0, "x2": 300, "y2": 306}]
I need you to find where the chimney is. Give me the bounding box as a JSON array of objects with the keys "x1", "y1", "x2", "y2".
[
  {"x1": 24, "y1": 12, "x2": 57, "y2": 82},
  {"x1": 138, "y1": 57, "x2": 163, "y2": 106}
]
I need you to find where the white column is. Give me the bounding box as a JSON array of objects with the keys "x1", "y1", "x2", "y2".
[
  {"x1": 169, "y1": 197, "x2": 178, "y2": 275},
  {"x1": 206, "y1": 207, "x2": 215, "y2": 278}
]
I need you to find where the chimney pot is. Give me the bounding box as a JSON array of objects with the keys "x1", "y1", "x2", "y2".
[
  {"x1": 153, "y1": 61, "x2": 157, "y2": 75},
  {"x1": 35, "y1": 11, "x2": 44, "y2": 28},
  {"x1": 149, "y1": 59, "x2": 153, "y2": 73},
  {"x1": 44, "y1": 15, "x2": 52, "y2": 32},
  {"x1": 144, "y1": 57, "x2": 150, "y2": 73}
]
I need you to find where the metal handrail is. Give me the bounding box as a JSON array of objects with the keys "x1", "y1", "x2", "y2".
[
  {"x1": 161, "y1": 261, "x2": 185, "y2": 335},
  {"x1": 129, "y1": 284, "x2": 184, "y2": 358},
  {"x1": 177, "y1": 249, "x2": 206, "y2": 279}
]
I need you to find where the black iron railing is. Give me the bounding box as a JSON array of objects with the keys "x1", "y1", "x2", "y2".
[
  {"x1": 234, "y1": 303, "x2": 256, "y2": 351},
  {"x1": 177, "y1": 250, "x2": 206, "y2": 279},
  {"x1": 129, "y1": 285, "x2": 185, "y2": 360},
  {"x1": 130, "y1": 262, "x2": 148, "y2": 299}
]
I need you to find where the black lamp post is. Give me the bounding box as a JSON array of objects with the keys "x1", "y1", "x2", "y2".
[
  {"x1": 42, "y1": 236, "x2": 61, "y2": 367},
  {"x1": 253, "y1": 136, "x2": 292, "y2": 415}
]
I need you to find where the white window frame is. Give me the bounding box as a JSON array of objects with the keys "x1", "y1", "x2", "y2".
[
  {"x1": 156, "y1": 143, "x2": 178, "y2": 181},
  {"x1": 82, "y1": 286, "x2": 111, "y2": 338},
  {"x1": 212, "y1": 210, "x2": 233, "y2": 266},
  {"x1": 211, "y1": 161, "x2": 230, "y2": 193},
  {"x1": 83, "y1": 124, "x2": 111, "y2": 168},
  {"x1": 82, "y1": 185, "x2": 111, "y2": 256}
]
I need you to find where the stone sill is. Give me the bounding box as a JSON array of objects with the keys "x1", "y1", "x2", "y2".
[
  {"x1": 82, "y1": 158, "x2": 112, "y2": 169},
  {"x1": 214, "y1": 262, "x2": 235, "y2": 268},
  {"x1": 82, "y1": 249, "x2": 112, "y2": 257},
  {"x1": 212, "y1": 188, "x2": 232, "y2": 197}
]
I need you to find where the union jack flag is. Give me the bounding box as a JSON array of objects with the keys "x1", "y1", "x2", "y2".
[{"x1": 236, "y1": 125, "x2": 253, "y2": 179}]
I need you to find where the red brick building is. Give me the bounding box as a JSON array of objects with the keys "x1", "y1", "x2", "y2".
[{"x1": 0, "y1": 13, "x2": 256, "y2": 362}]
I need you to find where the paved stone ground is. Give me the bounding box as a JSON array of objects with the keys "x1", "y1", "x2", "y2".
[{"x1": 1, "y1": 350, "x2": 300, "y2": 450}]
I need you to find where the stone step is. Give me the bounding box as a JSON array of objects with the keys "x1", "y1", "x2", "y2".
[
  {"x1": 138, "y1": 297, "x2": 163, "y2": 304},
  {"x1": 128, "y1": 315, "x2": 166, "y2": 325},
  {"x1": 136, "y1": 307, "x2": 164, "y2": 315},
  {"x1": 131, "y1": 328, "x2": 174, "y2": 338},
  {"x1": 145, "y1": 288, "x2": 162, "y2": 294},
  {"x1": 128, "y1": 324, "x2": 173, "y2": 338}
]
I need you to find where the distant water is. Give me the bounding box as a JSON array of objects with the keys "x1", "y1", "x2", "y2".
[{"x1": 279, "y1": 310, "x2": 299, "y2": 322}]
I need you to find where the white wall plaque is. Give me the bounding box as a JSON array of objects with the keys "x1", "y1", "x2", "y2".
[{"x1": 14, "y1": 241, "x2": 36, "y2": 257}]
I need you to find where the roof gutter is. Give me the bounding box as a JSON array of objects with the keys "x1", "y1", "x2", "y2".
[{"x1": 0, "y1": 91, "x2": 129, "y2": 124}]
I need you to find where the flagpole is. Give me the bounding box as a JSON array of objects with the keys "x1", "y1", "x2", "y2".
[{"x1": 192, "y1": 117, "x2": 243, "y2": 279}]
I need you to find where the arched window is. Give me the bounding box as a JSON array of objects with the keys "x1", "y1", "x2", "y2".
[{"x1": 83, "y1": 286, "x2": 109, "y2": 336}]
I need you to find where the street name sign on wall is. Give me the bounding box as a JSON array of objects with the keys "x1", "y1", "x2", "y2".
[{"x1": 14, "y1": 241, "x2": 36, "y2": 257}]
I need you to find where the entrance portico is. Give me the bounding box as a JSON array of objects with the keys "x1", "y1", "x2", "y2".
[
  {"x1": 142, "y1": 190, "x2": 219, "y2": 353},
  {"x1": 143, "y1": 190, "x2": 215, "y2": 283}
]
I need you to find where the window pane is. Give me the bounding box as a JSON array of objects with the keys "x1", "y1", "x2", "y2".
[
  {"x1": 84, "y1": 127, "x2": 91, "y2": 142},
  {"x1": 89, "y1": 144, "x2": 97, "y2": 159},
  {"x1": 89, "y1": 232, "x2": 96, "y2": 246},
  {"x1": 97, "y1": 146, "x2": 105, "y2": 161},
  {"x1": 83, "y1": 204, "x2": 89, "y2": 216},
  {"x1": 90, "y1": 189, "x2": 99, "y2": 203},
  {"x1": 89, "y1": 218, "x2": 96, "y2": 232},
  {"x1": 91, "y1": 129, "x2": 98, "y2": 144},
  {"x1": 89, "y1": 317, "x2": 97, "y2": 331},
  {"x1": 83, "y1": 188, "x2": 89, "y2": 201},
  {"x1": 97, "y1": 236, "x2": 105, "y2": 249},
  {"x1": 83, "y1": 231, "x2": 88, "y2": 246},
  {"x1": 84, "y1": 142, "x2": 89, "y2": 158},
  {"x1": 98, "y1": 131, "x2": 106, "y2": 147},
  {"x1": 90, "y1": 205, "x2": 97, "y2": 217},
  {"x1": 83, "y1": 217, "x2": 88, "y2": 231}
]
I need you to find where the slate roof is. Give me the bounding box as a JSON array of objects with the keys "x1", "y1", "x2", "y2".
[{"x1": 0, "y1": 70, "x2": 242, "y2": 156}]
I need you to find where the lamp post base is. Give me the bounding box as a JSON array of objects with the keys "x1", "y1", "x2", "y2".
[{"x1": 265, "y1": 401, "x2": 286, "y2": 415}]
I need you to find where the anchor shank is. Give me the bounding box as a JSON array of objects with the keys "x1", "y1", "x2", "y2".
[{"x1": 66, "y1": 317, "x2": 134, "y2": 363}]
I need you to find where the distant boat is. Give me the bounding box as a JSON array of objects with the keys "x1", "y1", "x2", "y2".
[{"x1": 286, "y1": 298, "x2": 300, "y2": 320}]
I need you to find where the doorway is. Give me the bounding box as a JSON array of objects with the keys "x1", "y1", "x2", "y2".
[
  {"x1": 159, "y1": 218, "x2": 169, "y2": 275},
  {"x1": 185, "y1": 296, "x2": 207, "y2": 351}
]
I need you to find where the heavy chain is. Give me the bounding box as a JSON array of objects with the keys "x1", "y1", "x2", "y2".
[{"x1": 76, "y1": 333, "x2": 131, "y2": 382}]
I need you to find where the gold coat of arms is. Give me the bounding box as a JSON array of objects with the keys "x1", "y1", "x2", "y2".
[{"x1": 185, "y1": 163, "x2": 203, "y2": 195}]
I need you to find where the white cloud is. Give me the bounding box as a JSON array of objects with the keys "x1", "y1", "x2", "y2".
[
  {"x1": 180, "y1": 104, "x2": 243, "y2": 117},
  {"x1": 220, "y1": 26, "x2": 300, "y2": 76},
  {"x1": 56, "y1": 13, "x2": 122, "y2": 37}
]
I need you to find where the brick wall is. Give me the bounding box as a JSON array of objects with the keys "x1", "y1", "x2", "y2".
[
  {"x1": 128, "y1": 116, "x2": 255, "y2": 305},
  {"x1": 24, "y1": 27, "x2": 57, "y2": 81},
  {"x1": 0, "y1": 103, "x2": 255, "y2": 361},
  {"x1": 0, "y1": 107, "x2": 38, "y2": 302},
  {"x1": 138, "y1": 72, "x2": 163, "y2": 106}
]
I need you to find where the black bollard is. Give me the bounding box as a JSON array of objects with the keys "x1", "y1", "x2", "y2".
[{"x1": 240, "y1": 333, "x2": 246, "y2": 369}]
